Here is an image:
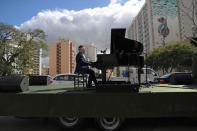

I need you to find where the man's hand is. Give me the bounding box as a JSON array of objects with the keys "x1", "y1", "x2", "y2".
[{"x1": 91, "y1": 62, "x2": 98, "y2": 67}]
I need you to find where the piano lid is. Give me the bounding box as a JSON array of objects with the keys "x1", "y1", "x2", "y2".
[
  {"x1": 111, "y1": 28, "x2": 126, "y2": 54},
  {"x1": 110, "y1": 28, "x2": 143, "y2": 55}
]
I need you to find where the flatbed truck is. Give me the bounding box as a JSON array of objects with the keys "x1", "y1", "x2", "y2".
[
  {"x1": 0, "y1": 28, "x2": 196, "y2": 131},
  {"x1": 0, "y1": 84, "x2": 197, "y2": 131}
]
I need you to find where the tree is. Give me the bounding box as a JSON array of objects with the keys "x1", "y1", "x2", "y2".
[
  {"x1": 0, "y1": 23, "x2": 46, "y2": 76},
  {"x1": 146, "y1": 41, "x2": 196, "y2": 74}
]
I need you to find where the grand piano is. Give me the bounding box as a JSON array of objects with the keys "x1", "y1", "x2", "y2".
[{"x1": 93, "y1": 28, "x2": 144, "y2": 92}]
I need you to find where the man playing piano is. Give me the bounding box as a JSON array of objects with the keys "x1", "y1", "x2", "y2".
[{"x1": 74, "y1": 45, "x2": 97, "y2": 88}]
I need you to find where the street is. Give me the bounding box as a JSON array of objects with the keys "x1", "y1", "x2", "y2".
[{"x1": 0, "y1": 117, "x2": 197, "y2": 131}]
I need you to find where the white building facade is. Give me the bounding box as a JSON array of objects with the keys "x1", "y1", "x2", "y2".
[
  {"x1": 128, "y1": 0, "x2": 196, "y2": 53},
  {"x1": 33, "y1": 47, "x2": 42, "y2": 75},
  {"x1": 84, "y1": 44, "x2": 97, "y2": 62},
  {"x1": 177, "y1": 0, "x2": 197, "y2": 39}
]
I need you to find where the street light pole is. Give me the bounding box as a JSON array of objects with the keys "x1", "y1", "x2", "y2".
[
  {"x1": 143, "y1": 49, "x2": 148, "y2": 87},
  {"x1": 145, "y1": 52, "x2": 148, "y2": 85}
]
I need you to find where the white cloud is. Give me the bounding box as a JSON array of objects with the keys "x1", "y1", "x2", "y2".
[
  {"x1": 110, "y1": 0, "x2": 118, "y2": 4},
  {"x1": 19, "y1": 0, "x2": 145, "y2": 65},
  {"x1": 19, "y1": 0, "x2": 144, "y2": 48}
]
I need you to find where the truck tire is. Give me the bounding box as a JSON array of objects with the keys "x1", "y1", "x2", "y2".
[
  {"x1": 96, "y1": 117, "x2": 123, "y2": 131},
  {"x1": 58, "y1": 117, "x2": 81, "y2": 129}
]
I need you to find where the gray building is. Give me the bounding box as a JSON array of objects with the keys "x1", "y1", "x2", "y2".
[
  {"x1": 128, "y1": 0, "x2": 196, "y2": 53},
  {"x1": 84, "y1": 44, "x2": 97, "y2": 62},
  {"x1": 177, "y1": 0, "x2": 197, "y2": 39}
]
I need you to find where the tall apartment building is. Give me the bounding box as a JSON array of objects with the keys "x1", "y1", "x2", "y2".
[
  {"x1": 84, "y1": 44, "x2": 97, "y2": 62},
  {"x1": 9, "y1": 44, "x2": 42, "y2": 75},
  {"x1": 177, "y1": 0, "x2": 197, "y2": 39},
  {"x1": 32, "y1": 48, "x2": 42, "y2": 75},
  {"x1": 49, "y1": 39, "x2": 76, "y2": 76},
  {"x1": 42, "y1": 65, "x2": 49, "y2": 75},
  {"x1": 128, "y1": 0, "x2": 195, "y2": 53},
  {"x1": 128, "y1": 3, "x2": 154, "y2": 53}
]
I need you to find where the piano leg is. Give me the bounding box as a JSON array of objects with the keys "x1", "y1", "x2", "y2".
[
  {"x1": 138, "y1": 68, "x2": 141, "y2": 86},
  {"x1": 101, "y1": 69, "x2": 107, "y2": 82}
]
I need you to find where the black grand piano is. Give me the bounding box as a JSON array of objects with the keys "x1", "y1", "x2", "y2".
[{"x1": 93, "y1": 28, "x2": 144, "y2": 92}]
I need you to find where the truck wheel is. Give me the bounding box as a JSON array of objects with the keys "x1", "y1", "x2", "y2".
[
  {"x1": 96, "y1": 117, "x2": 123, "y2": 131},
  {"x1": 58, "y1": 116, "x2": 81, "y2": 129}
]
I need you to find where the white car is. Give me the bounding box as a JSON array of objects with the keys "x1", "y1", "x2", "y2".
[
  {"x1": 129, "y1": 68, "x2": 159, "y2": 84},
  {"x1": 52, "y1": 74, "x2": 76, "y2": 88}
]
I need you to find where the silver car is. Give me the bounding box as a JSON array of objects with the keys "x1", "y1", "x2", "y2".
[{"x1": 52, "y1": 74, "x2": 76, "y2": 88}]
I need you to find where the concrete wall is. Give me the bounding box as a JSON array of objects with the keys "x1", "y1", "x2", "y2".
[
  {"x1": 128, "y1": 0, "x2": 181, "y2": 53},
  {"x1": 178, "y1": 0, "x2": 197, "y2": 38}
]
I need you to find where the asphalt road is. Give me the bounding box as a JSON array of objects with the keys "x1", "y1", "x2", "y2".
[{"x1": 0, "y1": 117, "x2": 197, "y2": 131}]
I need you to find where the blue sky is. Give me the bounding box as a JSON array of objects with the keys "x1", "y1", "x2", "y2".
[
  {"x1": 0, "y1": 0, "x2": 145, "y2": 48},
  {"x1": 0, "y1": 0, "x2": 109, "y2": 26},
  {"x1": 0, "y1": 0, "x2": 145, "y2": 65}
]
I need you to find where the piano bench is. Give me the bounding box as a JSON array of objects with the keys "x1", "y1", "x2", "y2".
[{"x1": 74, "y1": 74, "x2": 88, "y2": 89}]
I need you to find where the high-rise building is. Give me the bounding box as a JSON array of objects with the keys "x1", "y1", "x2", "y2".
[
  {"x1": 84, "y1": 44, "x2": 97, "y2": 62},
  {"x1": 49, "y1": 39, "x2": 76, "y2": 76},
  {"x1": 177, "y1": 0, "x2": 197, "y2": 39},
  {"x1": 128, "y1": 0, "x2": 195, "y2": 53},
  {"x1": 42, "y1": 65, "x2": 49, "y2": 75},
  {"x1": 32, "y1": 48, "x2": 42, "y2": 75},
  {"x1": 10, "y1": 44, "x2": 42, "y2": 75},
  {"x1": 128, "y1": 3, "x2": 155, "y2": 53}
]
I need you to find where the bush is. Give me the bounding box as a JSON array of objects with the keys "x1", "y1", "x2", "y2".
[{"x1": 146, "y1": 42, "x2": 195, "y2": 74}]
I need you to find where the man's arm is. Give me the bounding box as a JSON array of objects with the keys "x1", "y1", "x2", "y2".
[{"x1": 78, "y1": 54, "x2": 92, "y2": 66}]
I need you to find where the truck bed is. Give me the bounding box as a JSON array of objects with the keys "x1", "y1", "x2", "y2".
[
  {"x1": 0, "y1": 84, "x2": 197, "y2": 118},
  {"x1": 23, "y1": 84, "x2": 197, "y2": 94}
]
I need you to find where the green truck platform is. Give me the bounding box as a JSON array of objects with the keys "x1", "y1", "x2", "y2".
[{"x1": 1, "y1": 84, "x2": 197, "y2": 130}]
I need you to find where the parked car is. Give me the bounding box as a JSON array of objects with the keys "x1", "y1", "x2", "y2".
[
  {"x1": 52, "y1": 73, "x2": 89, "y2": 88},
  {"x1": 158, "y1": 72, "x2": 192, "y2": 85},
  {"x1": 128, "y1": 68, "x2": 159, "y2": 84},
  {"x1": 53, "y1": 74, "x2": 76, "y2": 85},
  {"x1": 29, "y1": 75, "x2": 53, "y2": 86},
  {"x1": 158, "y1": 73, "x2": 172, "y2": 84}
]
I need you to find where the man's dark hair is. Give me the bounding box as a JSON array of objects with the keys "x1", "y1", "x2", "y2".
[{"x1": 78, "y1": 45, "x2": 84, "y2": 50}]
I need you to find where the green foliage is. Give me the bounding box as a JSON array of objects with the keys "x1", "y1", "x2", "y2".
[
  {"x1": 146, "y1": 41, "x2": 196, "y2": 74},
  {"x1": 0, "y1": 23, "x2": 46, "y2": 76}
]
